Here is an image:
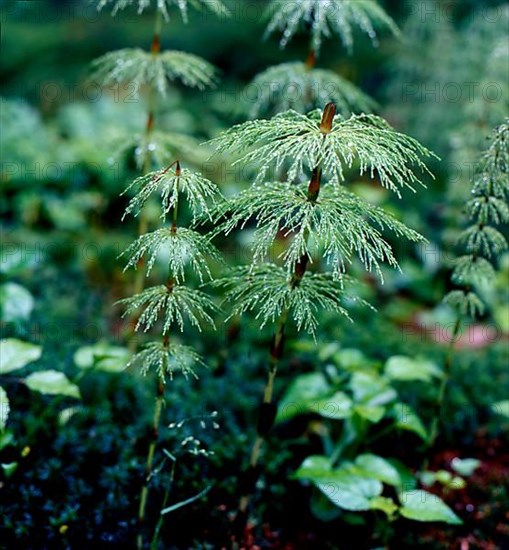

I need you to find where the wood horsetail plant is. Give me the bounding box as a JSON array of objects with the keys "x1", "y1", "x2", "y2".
[
  {"x1": 247, "y1": 0, "x2": 398, "y2": 117},
  {"x1": 432, "y1": 119, "x2": 509, "y2": 449},
  {"x1": 118, "y1": 160, "x2": 223, "y2": 548},
  {"x1": 91, "y1": 3, "x2": 228, "y2": 547},
  {"x1": 91, "y1": 0, "x2": 228, "y2": 296},
  {"x1": 210, "y1": 103, "x2": 436, "y2": 531}
]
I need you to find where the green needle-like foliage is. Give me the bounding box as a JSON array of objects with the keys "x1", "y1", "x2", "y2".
[
  {"x1": 265, "y1": 0, "x2": 399, "y2": 53},
  {"x1": 127, "y1": 341, "x2": 206, "y2": 379},
  {"x1": 216, "y1": 265, "x2": 356, "y2": 336},
  {"x1": 91, "y1": 49, "x2": 217, "y2": 95},
  {"x1": 97, "y1": 0, "x2": 229, "y2": 21},
  {"x1": 444, "y1": 119, "x2": 509, "y2": 317},
  {"x1": 213, "y1": 103, "x2": 433, "y2": 530},
  {"x1": 247, "y1": 62, "x2": 376, "y2": 118},
  {"x1": 214, "y1": 181, "x2": 424, "y2": 279},
  {"x1": 122, "y1": 227, "x2": 222, "y2": 282},
  {"x1": 123, "y1": 166, "x2": 220, "y2": 221},
  {"x1": 211, "y1": 109, "x2": 435, "y2": 196},
  {"x1": 119, "y1": 284, "x2": 218, "y2": 334}
]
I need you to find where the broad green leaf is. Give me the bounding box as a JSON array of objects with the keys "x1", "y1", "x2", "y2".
[
  {"x1": 277, "y1": 372, "x2": 330, "y2": 422},
  {"x1": 392, "y1": 403, "x2": 428, "y2": 441},
  {"x1": 295, "y1": 457, "x2": 382, "y2": 511},
  {"x1": 315, "y1": 470, "x2": 382, "y2": 512},
  {"x1": 25, "y1": 370, "x2": 81, "y2": 399},
  {"x1": 0, "y1": 283, "x2": 34, "y2": 323},
  {"x1": 1, "y1": 462, "x2": 18, "y2": 477},
  {"x1": 333, "y1": 348, "x2": 367, "y2": 370},
  {"x1": 0, "y1": 431, "x2": 14, "y2": 451},
  {"x1": 350, "y1": 371, "x2": 397, "y2": 406},
  {"x1": 387, "y1": 459, "x2": 416, "y2": 491},
  {"x1": 399, "y1": 490, "x2": 462, "y2": 524},
  {"x1": 491, "y1": 400, "x2": 509, "y2": 418},
  {"x1": 310, "y1": 391, "x2": 353, "y2": 420},
  {"x1": 385, "y1": 355, "x2": 442, "y2": 382},
  {"x1": 310, "y1": 489, "x2": 342, "y2": 521},
  {"x1": 74, "y1": 343, "x2": 131, "y2": 373},
  {"x1": 369, "y1": 496, "x2": 398, "y2": 517},
  {"x1": 355, "y1": 454, "x2": 401, "y2": 486},
  {"x1": 0, "y1": 339, "x2": 42, "y2": 374},
  {"x1": 0, "y1": 386, "x2": 9, "y2": 431},
  {"x1": 450, "y1": 457, "x2": 481, "y2": 477},
  {"x1": 354, "y1": 404, "x2": 385, "y2": 423},
  {"x1": 294, "y1": 455, "x2": 332, "y2": 479}
]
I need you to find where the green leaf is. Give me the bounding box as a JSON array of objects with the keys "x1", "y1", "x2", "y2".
[
  {"x1": 0, "y1": 283, "x2": 34, "y2": 323},
  {"x1": 350, "y1": 371, "x2": 397, "y2": 406},
  {"x1": 387, "y1": 459, "x2": 416, "y2": 491},
  {"x1": 450, "y1": 458, "x2": 481, "y2": 477},
  {"x1": 316, "y1": 471, "x2": 382, "y2": 512},
  {"x1": 391, "y1": 403, "x2": 428, "y2": 441},
  {"x1": 25, "y1": 371, "x2": 81, "y2": 399},
  {"x1": 492, "y1": 400, "x2": 509, "y2": 418},
  {"x1": 355, "y1": 454, "x2": 402, "y2": 487},
  {"x1": 354, "y1": 404, "x2": 385, "y2": 423},
  {"x1": 1, "y1": 462, "x2": 18, "y2": 478},
  {"x1": 294, "y1": 455, "x2": 332, "y2": 479},
  {"x1": 310, "y1": 489, "x2": 343, "y2": 522},
  {"x1": 277, "y1": 373, "x2": 330, "y2": 422},
  {"x1": 74, "y1": 344, "x2": 131, "y2": 373},
  {"x1": 385, "y1": 356, "x2": 442, "y2": 382},
  {"x1": 310, "y1": 392, "x2": 353, "y2": 420},
  {"x1": 0, "y1": 339, "x2": 42, "y2": 374},
  {"x1": 295, "y1": 456, "x2": 383, "y2": 511},
  {"x1": 0, "y1": 386, "x2": 9, "y2": 431},
  {"x1": 399, "y1": 490, "x2": 462, "y2": 524}
]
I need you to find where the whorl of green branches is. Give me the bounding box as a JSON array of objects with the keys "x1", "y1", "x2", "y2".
[
  {"x1": 215, "y1": 265, "x2": 363, "y2": 337},
  {"x1": 127, "y1": 341, "x2": 206, "y2": 379},
  {"x1": 90, "y1": 49, "x2": 217, "y2": 95},
  {"x1": 121, "y1": 227, "x2": 222, "y2": 282},
  {"x1": 210, "y1": 108, "x2": 436, "y2": 196},
  {"x1": 246, "y1": 62, "x2": 376, "y2": 118},
  {"x1": 444, "y1": 119, "x2": 509, "y2": 318},
  {"x1": 213, "y1": 181, "x2": 424, "y2": 280},
  {"x1": 122, "y1": 167, "x2": 220, "y2": 221},
  {"x1": 264, "y1": 0, "x2": 399, "y2": 54},
  {"x1": 118, "y1": 284, "x2": 218, "y2": 334},
  {"x1": 97, "y1": 0, "x2": 229, "y2": 21},
  {"x1": 117, "y1": 160, "x2": 223, "y2": 379}
]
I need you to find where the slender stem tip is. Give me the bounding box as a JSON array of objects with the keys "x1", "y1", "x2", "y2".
[{"x1": 320, "y1": 103, "x2": 336, "y2": 134}]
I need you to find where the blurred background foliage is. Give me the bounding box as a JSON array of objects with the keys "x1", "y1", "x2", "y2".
[{"x1": 1, "y1": 0, "x2": 508, "y2": 548}]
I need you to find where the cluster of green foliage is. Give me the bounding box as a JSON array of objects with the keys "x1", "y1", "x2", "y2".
[{"x1": 1, "y1": 0, "x2": 509, "y2": 548}]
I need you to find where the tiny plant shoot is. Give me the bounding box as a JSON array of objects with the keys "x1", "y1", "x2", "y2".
[{"x1": 211, "y1": 103, "x2": 436, "y2": 534}]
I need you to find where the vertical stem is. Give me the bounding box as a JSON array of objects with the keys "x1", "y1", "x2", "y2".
[
  {"x1": 427, "y1": 317, "x2": 461, "y2": 453},
  {"x1": 135, "y1": 13, "x2": 168, "y2": 545},
  {"x1": 234, "y1": 103, "x2": 336, "y2": 536},
  {"x1": 129, "y1": 10, "x2": 163, "y2": 354},
  {"x1": 137, "y1": 375, "x2": 165, "y2": 550},
  {"x1": 132, "y1": 9, "x2": 163, "y2": 299}
]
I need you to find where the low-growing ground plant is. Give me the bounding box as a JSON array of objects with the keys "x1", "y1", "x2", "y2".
[{"x1": 210, "y1": 102, "x2": 440, "y2": 538}]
